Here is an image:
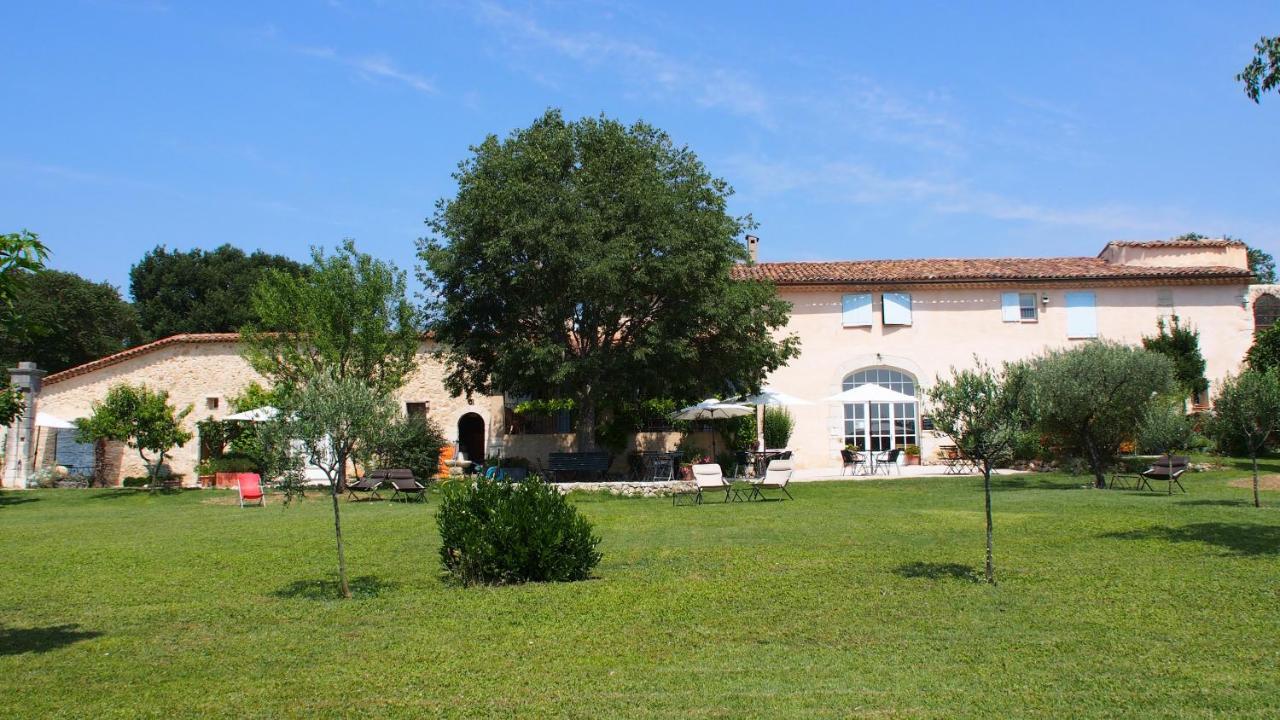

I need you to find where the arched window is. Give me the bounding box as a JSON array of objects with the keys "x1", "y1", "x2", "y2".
[
  {"x1": 1255, "y1": 293, "x2": 1280, "y2": 334},
  {"x1": 841, "y1": 367, "x2": 918, "y2": 453}
]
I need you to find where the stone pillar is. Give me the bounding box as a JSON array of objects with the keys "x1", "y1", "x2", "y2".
[{"x1": 2, "y1": 362, "x2": 45, "y2": 489}]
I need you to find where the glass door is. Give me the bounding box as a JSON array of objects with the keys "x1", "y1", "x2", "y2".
[{"x1": 868, "y1": 402, "x2": 893, "y2": 451}]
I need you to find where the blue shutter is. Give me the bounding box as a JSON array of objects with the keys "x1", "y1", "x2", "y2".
[
  {"x1": 842, "y1": 293, "x2": 872, "y2": 327},
  {"x1": 1066, "y1": 291, "x2": 1097, "y2": 338},
  {"x1": 1001, "y1": 292, "x2": 1021, "y2": 322},
  {"x1": 882, "y1": 292, "x2": 912, "y2": 325}
]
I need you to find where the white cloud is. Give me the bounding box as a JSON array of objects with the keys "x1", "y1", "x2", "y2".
[{"x1": 294, "y1": 45, "x2": 436, "y2": 95}]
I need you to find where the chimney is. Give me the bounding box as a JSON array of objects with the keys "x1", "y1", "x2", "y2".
[{"x1": 746, "y1": 234, "x2": 759, "y2": 263}]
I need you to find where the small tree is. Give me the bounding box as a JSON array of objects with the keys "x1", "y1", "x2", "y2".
[
  {"x1": 1137, "y1": 399, "x2": 1196, "y2": 457},
  {"x1": 273, "y1": 370, "x2": 397, "y2": 598},
  {"x1": 1246, "y1": 324, "x2": 1280, "y2": 374},
  {"x1": 1025, "y1": 342, "x2": 1175, "y2": 488},
  {"x1": 0, "y1": 230, "x2": 50, "y2": 426},
  {"x1": 75, "y1": 384, "x2": 193, "y2": 489},
  {"x1": 928, "y1": 361, "x2": 1028, "y2": 584},
  {"x1": 1142, "y1": 315, "x2": 1208, "y2": 401},
  {"x1": 1209, "y1": 370, "x2": 1280, "y2": 508}
]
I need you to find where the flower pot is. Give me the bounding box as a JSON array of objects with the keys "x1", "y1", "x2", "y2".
[
  {"x1": 905, "y1": 454, "x2": 921, "y2": 466},
  {"x1": 679, "y1": 464, "x2": 692, "y2": 482},
  {"x1": 198, "y1": 474, "x2": 215, "y2": 488}
]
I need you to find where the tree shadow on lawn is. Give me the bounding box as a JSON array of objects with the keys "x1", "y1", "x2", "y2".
[
  {"x1": 1101, "y1": 523, "x2": 1280, "y2": 556},
  {"x1": 0, "y1": 624, "x2": 102, "y2": 655},
  {"x1": 272, "y1": 575, "x2": 399, "y2": 600},
  {"x1": 0, "y1": 494, "x2": 40, "y2": 507},
  {"x1": 988, "y1": 477, "x2": 1088, "y2": 492},
  {"x1": 88, "y1": 488, "x2": 184, "y2": 500},
  {"x1": 1223, "y1": 457, "x2": 1280, "y2": 475},
  {"x1": 893, "y1": 561, "x2": 981, "y2": 583},
  {"x1": 1176, "y1": 499, "x2": 1256, "y2": 508}
]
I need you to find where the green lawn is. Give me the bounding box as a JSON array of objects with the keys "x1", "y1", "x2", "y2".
[{"x1": 2, "y1": 462, "x2": 1280, "y2": 718}]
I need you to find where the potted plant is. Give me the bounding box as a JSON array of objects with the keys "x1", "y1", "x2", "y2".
[
  {"x1": 903, "y1": 444, "x2": 921, "y2": 466},
  {"x1": 195, "y1": 459, "x2": 216, "y2": 488}
]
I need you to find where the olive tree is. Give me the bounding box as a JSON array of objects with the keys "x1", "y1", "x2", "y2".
[
  {"x1": 75, "y1": 383, "x2": 193, "y2": 489},
  {"x1": 1024, "y1": 342, "x2": 1175, "y2": 488},
  {"x1": 272, "y1": 370, "x2": 397, "y2": 598},
  {"x1": 1209, "y1": 370, "x2": 1280, "y2": 508},
  {"x1": 928, "y1": 361, "x2": 1029, "y2": 583}
]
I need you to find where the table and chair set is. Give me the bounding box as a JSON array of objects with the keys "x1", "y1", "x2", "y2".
[{"x1": 839, "y1": 447, "x2": 905, "y2": 476}]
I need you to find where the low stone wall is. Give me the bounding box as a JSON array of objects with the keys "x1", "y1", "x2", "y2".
[{"x1": 553, "y1": 480, "x2": 689, "y2": 498}]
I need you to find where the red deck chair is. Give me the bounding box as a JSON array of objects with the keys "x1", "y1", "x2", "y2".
[{"x1": 237, "y1": 474, "x2": 265, "y2": 508}]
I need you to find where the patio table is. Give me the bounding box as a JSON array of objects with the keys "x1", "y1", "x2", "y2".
[{"x1": 747, "y1": 449, "x2": 787, "y2": 476}]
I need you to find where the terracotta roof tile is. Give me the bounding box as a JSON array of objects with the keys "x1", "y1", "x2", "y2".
[
  {"x1": 1104, "y1": 239, "x2": 1245, "y2": 249},
  {"x1": 731, "y1": 256, "x2": 1252, "y2": 286}
]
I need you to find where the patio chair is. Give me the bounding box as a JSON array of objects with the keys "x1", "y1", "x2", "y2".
[
  {"x1": 750, "y1": 459, "x2": 795, "y2": 500},
  {"x1": 673, "y1": 463, "x2": 731, "y2": 506},
  {"x1": 386, "y1": 468, "x2": 427, "y2": 503},
  {"x1": 649, "y1": 456, "x2": 674, "y2": 483},
  {"x1": 346, "y1": 469, "x2": 386, "y2": 501},
  {"x1": 1114, "y1": 455, "x2": 1189, "y2": 494},
  {"x1": 873, "y1": 448, "x2": 902, "y2": 475},
  {"x1": 840, "y1": 449, "x2": 866, "y2": 476},
  {"x1": 237, "y1": 474, "x2": 265, "y2": 508}
]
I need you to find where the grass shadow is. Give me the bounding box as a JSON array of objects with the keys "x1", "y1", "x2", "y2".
[
  {"x1": 1223, "y1": 457, "x2": 1280, "y2": 475},
  {"x1": 1177, "y1": 499, "x2": 1255, "y2": 508},
  {"x1": 0, "y1": 624, "x2": 102, "y2": 655},
  {"x1": 0, "y1": 494, "x2": 40, "y2": 507},
  {"x1": 88, "y1": 488, "x2": 183, "y2": 500},
  {"x1": 271, "y1": 575, "x2": 399, "y2": 600},
  {"x1": 1101, "y1": 522, "x2": 1280, "y2": 556},
  {"x1": 893, "y1": 561, "x2": 981, "y2": 583},
  {"x1": 989, "y1": 477, "x2": 1087, "y2": 492}
]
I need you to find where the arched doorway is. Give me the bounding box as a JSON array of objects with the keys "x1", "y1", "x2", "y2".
[
  {"x1": 457, "y1": 413, "x2": 485, "y2": 465},
  {"x1": 1255, "y1": 293, "x2": 1280, "y2": 334},
  {"x1": 841, "y1": 367, "x2": 918, "y2": 453}
]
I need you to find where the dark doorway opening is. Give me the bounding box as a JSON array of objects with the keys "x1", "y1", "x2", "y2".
[{"x1": 457, "y1": 413, "x2": 485, "y2": 465}]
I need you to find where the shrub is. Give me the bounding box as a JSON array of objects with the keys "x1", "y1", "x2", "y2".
[
  {"x1": 209, "y1": 456, "x2": 259, "y2": 473},
  {"x1": 763, "y1": 407, "x2": 794, "y2": 449},
  {"x1": 371, "y1": 415, "x2": 446, "y2": 482},
  {"x1": 122, "y1": 476, "x2": 149, "y2": 488},
  {"x1": 437, "y1": 475, "x2": 602, "y2": 585}
]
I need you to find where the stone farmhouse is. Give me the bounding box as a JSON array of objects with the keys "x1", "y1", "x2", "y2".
[{"x1": 1, "y1": 237, "x2": 1274, "y2": 486}]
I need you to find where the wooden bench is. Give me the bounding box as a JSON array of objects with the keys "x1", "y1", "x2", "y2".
[{"x1": 546, "y1": 452, "x2": 612, "y2": 483}]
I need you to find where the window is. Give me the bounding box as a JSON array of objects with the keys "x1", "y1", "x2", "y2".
[
  {"x1": 405, "y1": 402, "x2": 429, "y2": 419},
  {"x1": 1065, "y1": 291, "x2": 1098, "y2": 338},
  {"x1": 1001, "y1": 292, "x2": 1038, "y2": 322},
  {"x1": 841, "y1": 293, "x2": 873, "y2": 327},
  {"x1": 881, "y1": 292, "x2": 912, "y2": 325},
  {"x1": 1157, "y1": 289, "x2": 1175, "y2": 317},
  {"x1": 205, "y1": 397, "x2": 219, "y2": 410},
  {"x1": 1255, "y1": 293, "x2": 1280, "y2": 333},
  {"x1": 841, "y1": 368, "x2": 918, "y2": 452}
]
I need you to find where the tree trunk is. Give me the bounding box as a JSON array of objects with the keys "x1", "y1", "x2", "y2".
[
  {"x1": 141, "y1": 449, "x2": 159, "y2": 492},
  {"x1": 983, "y1": 459, "x2": 995, "y2": 584},
  {"x1": 1253, "y1": 454, "x2": 1261, "y2": 509},
  {"x1": 1083, "y1": 435, "x2": 1106, "y2": 489},
  {"x1": 331, "y1": 458, "x2": 352, "y2": 599},
  {"x1": 575, "y1": 394, "x2": 597, "y2": 452}
]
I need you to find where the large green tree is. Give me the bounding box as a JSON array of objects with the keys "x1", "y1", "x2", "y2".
[
  {"x1": 1024, "y1": 342, "x2": 1175, "y2": 488},
  {"x1": 1209, "y1": 369, "x2": 1280, "y2": 508},
  {"x1": 1141, "y1": 315, "x2": 1208, "y2": 400},
  {"x1": 1238, "y1": 35, "x2": 1280, "y2": 103},
  {"x1": 129, "y1": 244, "x2": 307, "y2": 340},
  {"x1": 0, "y1": 270, "x2": 141, "y2": 373},
  {"x1": 0, "y1": 230, "x2": 50, "y2": 425},
  {"x1": 928, "y1": 361, "x2": 1030, "y2": 584},
  {"x1": 420, "y1": 110, "x2": 799, "y2": 450},
  {"x1": 1247, "y1": 324, "x2": 1280, "y2": 374}
]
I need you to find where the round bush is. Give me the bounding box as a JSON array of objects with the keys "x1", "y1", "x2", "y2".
[{"x1": 436, "y1": 475, "x2": 602, "y2": 585}]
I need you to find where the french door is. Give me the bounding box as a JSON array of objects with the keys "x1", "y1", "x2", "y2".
[{"x1": 843, "y1": 402, "x2": 917, "y2": 453}]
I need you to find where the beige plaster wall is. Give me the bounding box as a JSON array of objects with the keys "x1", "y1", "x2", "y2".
[
  {"x1": 768, "y1": 282, "x2": 1254, "y2": 469},
  {"x1": 1099, "y1": 243, "x2": 1249, "y2": 269}
]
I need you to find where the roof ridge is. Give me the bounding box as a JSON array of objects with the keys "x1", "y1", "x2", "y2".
[{"x1": 43, "y1": 333, "x2": 244, "y2": 385}]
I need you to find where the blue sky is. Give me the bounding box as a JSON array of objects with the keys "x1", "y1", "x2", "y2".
[{"x1": 3, "y1": 1, "x2": 1278, "y2": 296}]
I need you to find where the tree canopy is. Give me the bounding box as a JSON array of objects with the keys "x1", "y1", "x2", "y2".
[
  {"x1": 0, "y1": 230, "x2": 50, "y2": 425},
  {"x1": 1209, "y1": 369, "x2": 1280, "y2": 508},
  {"x1": 420, "y1": 110, "x2": 799, "y2": 450},
  {"x1": 1141, "y1": 315, "x2": 1208, "y2": 399},
  {"x1": 1246, "y1": 323, "x2": 1280, "y2": 374},
  {"x1": 1237, "y1": 35, "x2": 1280, "y2": 103},
  {"x1": 75, "y1": 383, "x2": 193, "y2": 488},
  {"x1": 129, "y1": 244, "x2": 307, "y2": 340},
  {"x1": 0, "y1": 270, "x2": 141, "y2": 373},
  {"x1": 241, "y1": 239, "x2": 420, "y2": 398},
  {"x1": 1024, "y1": 342, "x2": 1174, "y2": 488}
]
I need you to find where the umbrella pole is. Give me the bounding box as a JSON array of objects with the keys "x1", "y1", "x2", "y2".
[{"x1": 756, "y1": 404, "x2": 765, "y2": 452}]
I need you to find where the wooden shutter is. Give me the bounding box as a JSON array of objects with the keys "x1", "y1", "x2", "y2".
[
  {"x1": 882, "y1": 292, "x2": 912, "y2": 325},
  {"x1": 1065, "y1": 291, "x2": 1097, "y2": 338},
  {"x1": 1001, "y1": 292, "x2": 1020, "y2": 322},
  {"x1": 842, "y1": 293, "x2": 873, "y2": 327}
]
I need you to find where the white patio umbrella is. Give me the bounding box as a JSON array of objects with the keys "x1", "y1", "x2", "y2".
[
  {"x1": 671, "y1": 399, "x2": 753, "y2": 458},
  {"x1": 222, "y1": 406, "x2": 280, "y2": 422},
  {"x1": 824, "y1": 384, "x2": 917, "y2": 404},
  {"x1": 733, "y1": 386, "x2": 813, "y2": 451}
]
